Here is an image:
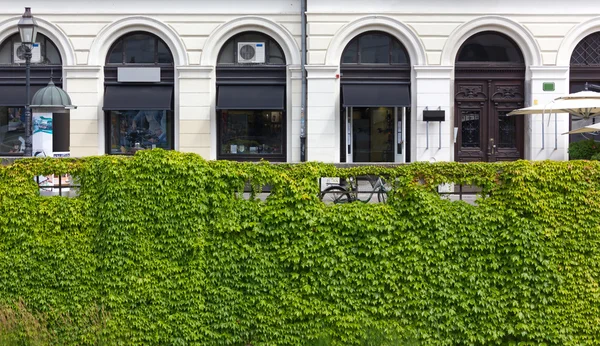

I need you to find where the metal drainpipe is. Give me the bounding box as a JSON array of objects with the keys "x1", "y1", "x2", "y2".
[{"x1": 300, "y1": 0, "x2": 307, "y2": 161}]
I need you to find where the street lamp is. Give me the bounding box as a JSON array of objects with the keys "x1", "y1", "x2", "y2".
[{"x1": 17, "y1": 7, "x2": 38, "y2": 157}]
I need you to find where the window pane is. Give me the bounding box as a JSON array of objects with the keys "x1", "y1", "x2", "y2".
[
  {"x1": 124, "y1": 34, "x2": 155, "y2": 64},
  {"x1": 44, "y1": 39, "x2": 62, "y2": 65},
  {"x1": 219, "y1": 110, "x2": 283, "y2": 155},
  {"x1": 497, "y1": 111, "x2": 517, "y2": 148},
  {"x1": 0, "y1": 107, "x2": 25, "y2": 154},
  {"x1": 268, "y1": 40, "x2": 285, "y2": 64},
  {"x1": 359, "y1": 33, "x2": 390, "y2": 64},
  {"x1": 157, "y1": 40, "x2": 172, "y2": 64},
  {"x1": 108, "y1": 40, "x2": 123, "y2": 64},
  {"x1": 0, "y1": 40, "x2": 12, "y2": 64},
  {"x1": 457, "y1": 32, "x2": 524, "y2": 63},
  {"x1": 391, "y1": 39, "x2": 408, "y2": 64},
  {"x1": 108, "y1": 110, "x2": 173, "y2": 154},
  {"x1": 461, "y1": 110, "x2": 480, "y2": 148},
  {"x1": 342, "y1": 39, "x2": 358, "y2": 64}
]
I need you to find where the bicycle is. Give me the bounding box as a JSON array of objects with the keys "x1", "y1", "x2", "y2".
[{"x1": 320, "y1": 176, "x2": 390, "y2": 204}]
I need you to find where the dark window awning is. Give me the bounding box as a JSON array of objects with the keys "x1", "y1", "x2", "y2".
[
  {"x1": 217, "y1": 85, "x2": 285, "y2": 110},
  {"x1": 342, "y1": 83, "x2": 410, "y2": 107},
  {"x1": 103, "y1": 85, "x2": 173, "y2": 110},
  {"x1": 0, "y1": 85, "x2": 46, "y2": 107}
]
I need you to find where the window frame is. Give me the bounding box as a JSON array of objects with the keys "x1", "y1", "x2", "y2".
[
  {"x1": 456, "y1": 31, "x2": 525, "y2": 64},
  {"x1": 0, "y1": 33, "x2": 62, "y2": 65},
  {"x1": 341, "y1": 31, "x2": 410, "y2": 66},
  {"x1": 217, "y1": 31, "x2": 286, "y2": 66},
  {"x1": 104, "y1": 109, "x2": 175, "y2": 155},
  {"x1": 105, "y1": 31, "x2": 174, "y2": 66}
]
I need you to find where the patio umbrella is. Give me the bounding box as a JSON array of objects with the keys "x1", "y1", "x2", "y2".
[
  {"x1": 563, "y1": 122, "x2": 600, "y2": 135},
  {"x1": 507, "y1": 90, "x2": 600, "y2": 118}
]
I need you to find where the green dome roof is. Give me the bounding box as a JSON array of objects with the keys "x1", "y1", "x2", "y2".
[{"x1": 31, "y1": 80, "x2": 76, "y2": 113}]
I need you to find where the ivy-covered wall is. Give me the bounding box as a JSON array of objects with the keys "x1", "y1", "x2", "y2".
[{"x1": 0, "y1": 150, "x2": 599, "y2": 345}]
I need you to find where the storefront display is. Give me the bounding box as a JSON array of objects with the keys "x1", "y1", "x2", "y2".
[
  {"x1": 219, "y1": 110, "x2": 283, "y2": 156},
  {"x1": 108, "y1": 110, "x2": 173, "y2": 154},
  {"x1": 0, "y1": 107, "x2": 25, "y2": 153}
]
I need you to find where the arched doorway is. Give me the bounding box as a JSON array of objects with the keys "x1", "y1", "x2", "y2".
[
  {"x1": 0, "y1": 32, "x2": 65, "y2": 156},
  {"x1": 454, "y1": 31, "x2": 525, "y2": 162},
  {"x1": 215, "y1": 31, "x2": 287, "y2": 161},
  {"x1": 339, "y1": 31, "x2": 411, "y2": 163},
  {"x1": 569, "y1": 31, "x2": 600, "y2": 142},
  {"x1": 102, "y1": 32, "x2": 175, "y2": 155}
]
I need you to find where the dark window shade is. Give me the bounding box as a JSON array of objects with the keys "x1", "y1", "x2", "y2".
[
  {"x1": 217, "y1": 85, "x2": 285, "y2": 110},
  {"x1": 103, "y1": 85, "x2": 173, "y2": 110},
  {"x1": 0, "y1": 85, "x2": 45, "y2": 106},
  {"x1": 52, "y1": 113, "x2": 70, "y2": 152},
  {"x1": 342, "y1": 84, "x2": 410, "y2": 107}
]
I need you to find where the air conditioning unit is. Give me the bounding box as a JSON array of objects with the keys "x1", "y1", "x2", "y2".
[
  {"x1": 237, "y1": 42, "x2": 265, "y2": 63},
  {"x1": 14, "y1": 43, "x2": 42, "y2": 64}
]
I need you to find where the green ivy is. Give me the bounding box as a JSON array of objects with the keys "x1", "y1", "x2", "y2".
[{"x1": 0, "y1": 150, "x2": 599, "y2": 345}]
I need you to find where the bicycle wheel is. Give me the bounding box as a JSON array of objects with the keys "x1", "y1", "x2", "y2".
[
  {"x1": 377, "y1": 189, "x2": 388, "y2": 203},
  {"x1": 320, "y1": 186, "x2": 351, "y2": 204}
]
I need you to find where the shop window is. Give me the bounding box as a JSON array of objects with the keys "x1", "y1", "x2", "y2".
[
  {"x1": 457, "y1": 32, "x2": 524, "y2": 63},
  {"x1": 106, "y1": 32, "x2": 173, "y2": 65},
  {"x1": 0, "y1": 33, "x2": 62, "y2": 65},
  {"x1": 216, "y1": 32, "x2": 287, "y2": 161},
  {"x1": 107, "y1": 110, "x2": 174, "y2": 154},
  {"x1": 341, "y1": 31, "x2": 409, "y2": 65},
  {"x1": 0, "y1": 107, "x2": 25, "y2": 153},
  {"x1": 219, "y1": 110, "x2": 284, "y2": 157},
  {"x1": 104, "y1": 32, "x2": 175, "y2": 155}
]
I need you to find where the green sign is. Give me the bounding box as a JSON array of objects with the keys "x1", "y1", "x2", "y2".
[{"x1": 543, "y1": 82, "x2": 555, "y2": 92}]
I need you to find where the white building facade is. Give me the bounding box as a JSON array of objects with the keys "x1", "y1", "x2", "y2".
[{"x1": 1, "y1": 0, "x2": 599, "y2": 163}]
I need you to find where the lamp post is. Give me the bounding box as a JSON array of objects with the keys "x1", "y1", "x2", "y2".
[{"x1": 18, "y1": 7, "x2": 38, "y2": 157}]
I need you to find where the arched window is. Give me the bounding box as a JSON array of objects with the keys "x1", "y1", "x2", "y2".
[
  {"x1": 103, "y1": 32, "x2": 175, "y2": 155},
  {"x1": 0, "y1": 33, "x2": 64, "y2": 156},
  {"x1": 457, "y1": 31, "x2": 524, "y2": 63},
  {"x1": 216, "y1": 32, "x2": 287, "y2": 161},
  {"x1": 571, "y1": 32, "x2": 600, "y2": 66},
  {"x1": 217, "y1": 31, "x2": 285, "y2": 65},
  {"x1": 0, "y1": 33, "x2": 61, "y2": 65},
  {"x1": 339, "y1": 31, "x2": 411, "y2": 163},
  {"x1": 341, "y1": 31, "x2": 409, "y2": 65},
  {"x1": 106, "y1": 32, "x2": 173, "y2": 65}
]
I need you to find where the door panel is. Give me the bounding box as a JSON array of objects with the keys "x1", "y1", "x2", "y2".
[{"x1": 455, "y1": 79, "x2": 524, "y2": 162}]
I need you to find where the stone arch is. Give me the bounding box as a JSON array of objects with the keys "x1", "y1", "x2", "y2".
[
  {"x1": 0, "y1": 16, "x2": 76, "y2": 66},
  {"x1": 325, "y1": 15, "x2": 426, "y2": 66},
  {"x1": 557, "y1": 17, "x2": 600, "y2": 66},
  {"x1": 88, "y1": 16, "x2": 187, "y2": 66},
  {"x1": 441, "y1": 16, "x2": 542, "y2": 67},
  {"x1": 201, "y1": 16, "x2": 300, "y2": 66}
]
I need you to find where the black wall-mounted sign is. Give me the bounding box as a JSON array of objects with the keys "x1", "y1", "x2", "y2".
[{"x1": 423, "y1": 110, "x2": 445, "y2": 122}]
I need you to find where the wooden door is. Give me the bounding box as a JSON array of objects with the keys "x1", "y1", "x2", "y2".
[{"x1": 455, "y1": 79, "x2": 524, "y2": 162}]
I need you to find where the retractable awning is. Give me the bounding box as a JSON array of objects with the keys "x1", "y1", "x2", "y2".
[
  {"x1": 103, "y1": 85, "x2": 173, "y2": 110},
  {"x1": 0, "y1": 85, "x2": 44, "y2": 106},
  {"x1": 342, "y1": 83, "x2": 410, "y2": 108},
  {"x1": 217, "y1": 85, "x2": 285, "y2": 110}
]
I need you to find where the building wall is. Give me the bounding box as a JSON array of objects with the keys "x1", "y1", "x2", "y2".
[{"x1": 1, "y1": 0, "x2": 599, "y2": 162}]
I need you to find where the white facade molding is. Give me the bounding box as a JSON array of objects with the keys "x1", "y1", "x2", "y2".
[
  {"x1": 414, "y1": 66, "x2": 453, "y2": 80},
  {"x1": 556, "y1": 18, "x2": 600, "y2": 66},
  {"x1": 0, "y1": 16, "x2": 76, "y2": 66},
  {"x1": 306, "y1": 65, "x2": 338, "y2": 79},
  {"x1": 441, "y1": 16, "x2": 542, "y2": 67},
  {"x1": 201, "y1": 16, "x2": 301, "y2": 66},
  {"x1": 177, "y1": 66, "x2": 214, "y2": 79},
  {"x1": 529, "y1": 66, "x2": 569, "y2": 81},
  {"x1": 88, "y1": 16, "x2": 188, "y2": 66},
  {"x1": 324, "y1": 15, "x2": 427, "y2": 66}
]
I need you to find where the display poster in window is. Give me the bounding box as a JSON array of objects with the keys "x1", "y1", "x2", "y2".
[{"x1": 33, "y1": 112, "x2": 52, "y2": 157}]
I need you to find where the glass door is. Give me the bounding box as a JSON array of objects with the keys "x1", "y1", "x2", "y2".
[{"x1": 347, "y1": 107, "x2": 402, "y2": 163}]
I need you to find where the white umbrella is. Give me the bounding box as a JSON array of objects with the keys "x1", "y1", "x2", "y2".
[
  {"x1": 508, "y1": 91, "x2": 600, "y2": 118},
  {"x1": 562, "y1": 122, "x2": 600, "y2": 135}
]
